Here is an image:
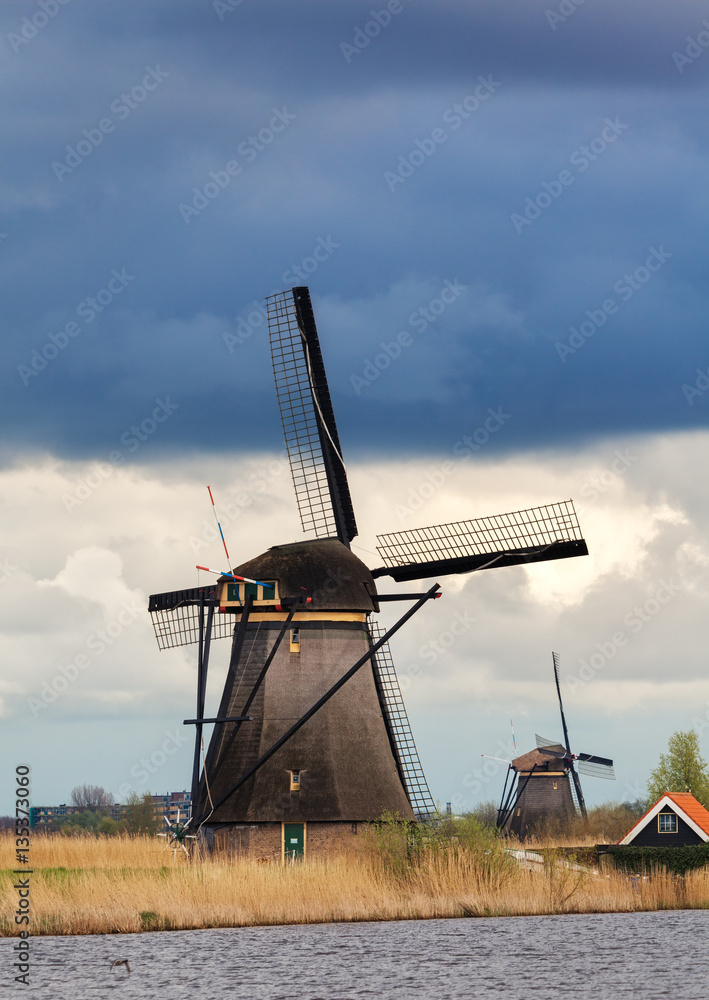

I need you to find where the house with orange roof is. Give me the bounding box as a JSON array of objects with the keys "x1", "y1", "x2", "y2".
[{"x1": 619, "y1": 792, "x2": 709, "y2": 847}]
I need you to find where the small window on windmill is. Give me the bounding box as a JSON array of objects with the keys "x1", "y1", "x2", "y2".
[
  {"x1": 553, "y1": 780, "x2": 558, "y2": 790},
  {"x1": 290, "y1": 628, "x2": 300, "y2": 654},
  {"x1": 220, "y1": 580, "x2": 279, "y2": 611},
  {"x1": 290, "y1": 770, "x2": 301, "y2": 792}
]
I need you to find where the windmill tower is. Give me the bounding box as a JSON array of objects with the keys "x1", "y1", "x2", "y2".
[
  {"x1": 148, "y1": 288, "x2": 590, "y2": 861},
  {"x1": 496, "y1": 652, "x2": 615, "y2": 838}
]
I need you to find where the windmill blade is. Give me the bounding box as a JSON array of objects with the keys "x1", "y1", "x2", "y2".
[
  {"x1": 535, "y1": 734, "x2": 561, "y2": 750},
  {"x1": 368, "y1": 619, "x2": 436, "y2": 821},
  {"x1": 568, "y1": 763, "x2": 587, "y2": 818},
  {"x1": 552, "y1": 651, "x2": 572, "y2": 755},
  {"x1": 148, "y1": 585, "x2": 233, "y2": 650},
  {"x1": 578, "y1": 760, "x2": 616, "y2": 780},
  {"x1": 577, "y1": 752, "x2": 614, "y2": 767},
  {"x1": 371, "y1": 501, "x2": 587, "y2": 582},
  {"x1": 266, "y1": 287, "x2": 357, "y2": 546}
]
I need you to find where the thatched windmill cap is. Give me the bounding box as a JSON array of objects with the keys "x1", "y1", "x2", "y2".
[
  {"x1": 511, "y1": 745, "x2": 567, "y2": 772},
  {"x1": 232, "y1": 538, "x2": 379, "y2": 613}
]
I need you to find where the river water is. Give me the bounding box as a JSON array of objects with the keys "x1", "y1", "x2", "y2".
[{"x1": 2, "y1": 910, "x2": 707, "y2": 999}]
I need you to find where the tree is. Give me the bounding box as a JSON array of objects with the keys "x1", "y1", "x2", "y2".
[
  {"x1": 60, "y1": 810, "x2": 103, "y2": 835},
  {"x1": 70, "y1": 785, "x2": 114, "y2": 811},
  {"x1": 123, "y1": 792, "x2": 159, "y2": 836},
  {"x1": 647, "y1": 730, "x2": 709, "y2": 807}
]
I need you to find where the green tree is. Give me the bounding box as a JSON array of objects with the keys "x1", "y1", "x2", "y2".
[
  {"x1": 60, "y1": 809, "x2": 103, "y2": 835},
  {"x1": 647, "y1": 730, "x2": 709, "y2": 807},
  {"x1": 97, "y1": 816, "x2": 124, "y2": 837},
  {"x1": 123, "y1": 791, "x2": 159, "y2": 835}
]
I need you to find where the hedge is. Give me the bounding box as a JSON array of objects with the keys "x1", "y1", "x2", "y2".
[{"x1": 599, "y1": 843, "x2": 709, "y2": 875}]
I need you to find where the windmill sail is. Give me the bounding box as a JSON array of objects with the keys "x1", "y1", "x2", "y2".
[
  {"x1": 148, "y1": 585, "x2": 233, "y2": 650},
  {"x1": 368, "y1": 620, "x2": 436, "y2": 820},
  {"x1": 372, "y1": 501, "x2": 587, "y2": 582},
  {"x1": 578, "y1": 759, "x2": 616, "y2": 779},
  {"x1": 552, "y1": 650, "x2": 572, "y2": 753},
  {"x1": 267, "y1": 287, "x2": 357, "y2": 546}
]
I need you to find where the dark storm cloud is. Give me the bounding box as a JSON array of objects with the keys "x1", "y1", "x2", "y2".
[{"x1": 1, "y1": 0, "x2": 708, "y2": 462}]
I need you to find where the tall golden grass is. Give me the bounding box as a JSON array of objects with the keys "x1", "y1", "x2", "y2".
[{"x1": 1, "y1": 831, "x2": 707, "y2": 936}]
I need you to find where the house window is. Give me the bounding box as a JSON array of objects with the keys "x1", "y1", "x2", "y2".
[
  {"x1": 290, "y1": 770, "x2": 301, "y2": 792},
  {"x1": 290, "y1": 628, "x2": 300, "y2": 654},
  {"x1": 658, "y1": 813, "x2": 677, "y2": 833}
]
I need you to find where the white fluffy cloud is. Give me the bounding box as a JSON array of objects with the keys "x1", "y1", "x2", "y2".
[{"x1": 1, "y1": 428, "x2": 708, "y2": 812}]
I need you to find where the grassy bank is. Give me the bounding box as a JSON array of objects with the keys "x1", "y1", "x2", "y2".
[{"x1": 2, "y1": 830, "x2": 708, "y2": 936}]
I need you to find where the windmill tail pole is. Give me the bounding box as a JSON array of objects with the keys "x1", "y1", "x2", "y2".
[{"x1": 208, "y1": 582, "x2": 441, "y2": 816}]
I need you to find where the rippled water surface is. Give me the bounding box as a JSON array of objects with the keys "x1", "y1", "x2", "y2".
[{"x1": 2, "y1": 910, "x2": 708, "y2": 999}]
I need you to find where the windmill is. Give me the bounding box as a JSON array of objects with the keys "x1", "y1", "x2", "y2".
[
  {"x1": 148, "y1": 287, "x2": 589, "y2": 860},
  {"x1": 496, "y1": 651, "x2": 614, "y2": 838}
]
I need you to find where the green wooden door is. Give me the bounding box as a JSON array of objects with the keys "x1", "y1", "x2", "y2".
[{"x1": 284, "y1": 823, "x2": 305, "y2": 862}]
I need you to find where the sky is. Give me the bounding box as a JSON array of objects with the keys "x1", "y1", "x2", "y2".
[{"x1": 1, "y1": 0, "x2": 708, "y2": 818}]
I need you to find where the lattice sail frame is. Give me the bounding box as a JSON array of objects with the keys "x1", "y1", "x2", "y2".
[
  {"x1": 534, "y1": 734, "x2": 615, "y2": 781},
  {"x1": 368, "y1": 619, "x2": 436, "y2": 821},
  {"x1": 266, "y1": 288, "x2": 357, "y2": 544},
  {"x1": 148, "y1": 586, "x2": 233, "y2": 651},
  {"x1": 377, "y1": 501, "x2": 583, "y2": 568}
]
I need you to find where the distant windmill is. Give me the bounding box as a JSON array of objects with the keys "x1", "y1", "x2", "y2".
[
  {"x1": 148, "y1": 288, "x2": 589, "y2": 860},
  {"x1": 497, "y1": 652, "x2": 614, "y2": 837}
]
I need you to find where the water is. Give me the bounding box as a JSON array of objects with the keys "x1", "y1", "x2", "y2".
[{"x1": 2, "y1": 910, "x2": 707, "y2": 999}]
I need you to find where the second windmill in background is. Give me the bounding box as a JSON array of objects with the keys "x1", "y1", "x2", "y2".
[{"x1": 497, "y1": 652, "x2": 615, "y2": 838}]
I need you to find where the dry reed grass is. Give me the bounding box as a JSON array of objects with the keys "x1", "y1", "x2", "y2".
[{"x1": 2, "y1": 832, "x2": 707, "y2": 936}]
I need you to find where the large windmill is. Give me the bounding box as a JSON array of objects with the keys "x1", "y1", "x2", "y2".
[
  {"x1": 496, "y1": 651, "x2": 614, "y2": 838},
  {"x1": 148, "y1": 287, "x2": 589, "y2": 860}
]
